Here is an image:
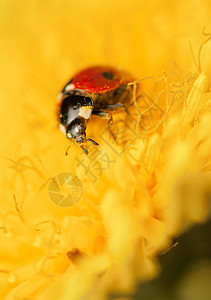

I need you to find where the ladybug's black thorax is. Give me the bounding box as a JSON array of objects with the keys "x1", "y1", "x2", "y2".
[{"x1": 58, "y1": 93, "x2": 93, "y2": 127}]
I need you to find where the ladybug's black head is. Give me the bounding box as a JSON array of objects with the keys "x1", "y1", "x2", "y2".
[
  {"x1": 65, "y1": 116, "x2": 99, "y2": 155},
  {"x1": 66, "y1": 117, "x2": 86, "y2": 145}
]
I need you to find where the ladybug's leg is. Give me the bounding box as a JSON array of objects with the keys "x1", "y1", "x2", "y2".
[
  {"x1": 92, "y1": 109, "x2": 113, "y2": 124},
  {"x1": 100, "y1": 103, "x2": 130, "y2": 116},
  {"x1": 81, "y1": 146, "x2": 88, "y2": 155},
  {"x1": 92, "y1": 108, "x2": 118, "y2": 142},
  {"x1": 102, "y1": 103, "x2": 125, "y2": 110}
]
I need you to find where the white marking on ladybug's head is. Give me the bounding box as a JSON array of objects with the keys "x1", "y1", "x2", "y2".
[
  {"x1": 75, "y1": 126, "x2": 80, "y2": 134},
  {"x1": 59, "y1": 124, "x2": 66, "y2": 135},
  {"x1": 78, "y1": 106, "x2": 93, "y2": 119},
  {"x1": 65, "y1": 83, "x2": 75, "y2": 92}
]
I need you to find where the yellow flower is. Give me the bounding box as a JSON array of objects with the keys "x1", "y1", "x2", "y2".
[{"x1": 0, "y1": 0, "x2": 211, "y2": 299}]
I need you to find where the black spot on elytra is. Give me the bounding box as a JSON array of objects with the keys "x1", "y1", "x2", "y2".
[{"x1": 102, "y1": 72, "x2": 114, "y2": 80}]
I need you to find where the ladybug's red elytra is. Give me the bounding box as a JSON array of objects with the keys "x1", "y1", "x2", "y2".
[{"x1": 57, "y1": 66, "x2": 134, "y2": 154}]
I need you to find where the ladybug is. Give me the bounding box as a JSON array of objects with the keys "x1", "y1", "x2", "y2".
[{"x1": 57, "y1": 66, "x2": 134, "y2": 154}]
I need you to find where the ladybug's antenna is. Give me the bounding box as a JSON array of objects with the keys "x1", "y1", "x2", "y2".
[
  {"x1": 65, "y1": 145, "x2": 70, "y2": 156},
  {"x1": 87, "y1": 138, "x2": 99, "y2": 146}
]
